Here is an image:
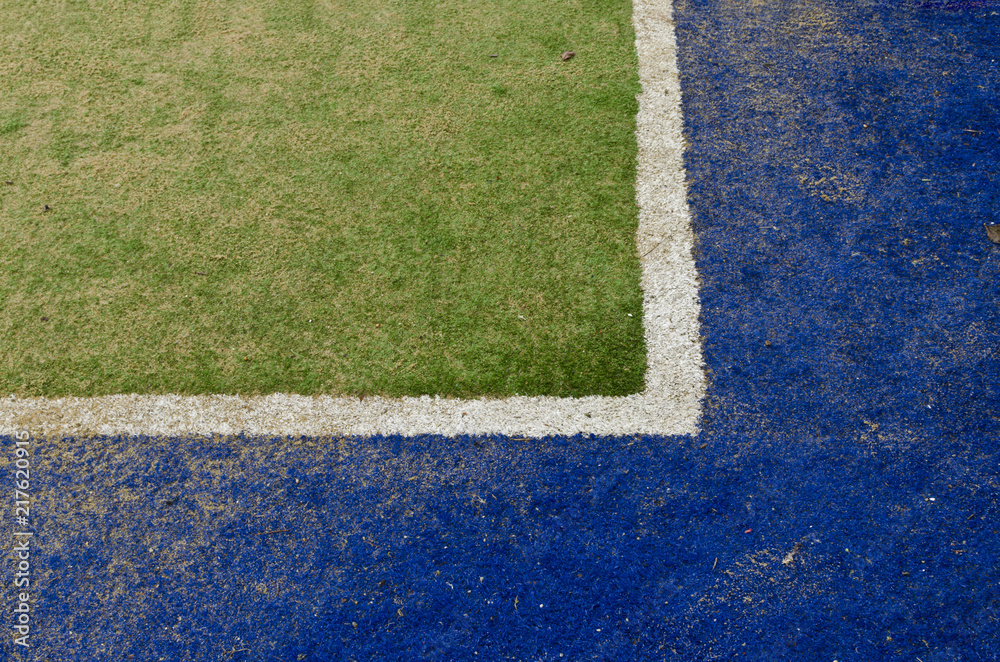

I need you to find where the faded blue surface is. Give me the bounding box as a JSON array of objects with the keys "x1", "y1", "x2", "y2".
[{"x1": 4, "y1": 0, "x2": 999, "y2": 659}]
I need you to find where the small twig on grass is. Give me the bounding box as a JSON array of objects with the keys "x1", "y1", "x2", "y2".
[{"x1": 641, "y1": 238, "x2": 666, "y2": 258}]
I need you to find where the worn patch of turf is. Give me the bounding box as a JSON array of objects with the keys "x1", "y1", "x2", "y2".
[{"x1": 0, "y1": 0, "x2": 645, "y2": 398}]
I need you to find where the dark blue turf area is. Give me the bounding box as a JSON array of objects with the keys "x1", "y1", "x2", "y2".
[{"x1": 4, "y1": 1, "x2": 999, "y2": 660}]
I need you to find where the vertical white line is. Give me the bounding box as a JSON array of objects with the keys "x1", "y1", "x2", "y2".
[{"x1": 633, "y1": 0, "x2": 705, "y2": 407}]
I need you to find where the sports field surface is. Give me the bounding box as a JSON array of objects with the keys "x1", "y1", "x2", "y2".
[
  {"x1": 1, "y1": 0, "x2": 704, "y2": 437},
  {"x1": 1, "y1": 0, "x2": 654, "y2": 400},
  {"x1": 2, "y1": 0, "x2": 999, "y2": 660}
]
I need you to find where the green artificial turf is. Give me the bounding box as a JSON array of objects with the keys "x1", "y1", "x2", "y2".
[{"x1": 0, "y1": 0, "x2": 646, "y2": 398}]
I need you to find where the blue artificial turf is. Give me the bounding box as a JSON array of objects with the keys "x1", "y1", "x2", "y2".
[{"x1": 3, "y1": 0, "x2": 999, "y2": 659}]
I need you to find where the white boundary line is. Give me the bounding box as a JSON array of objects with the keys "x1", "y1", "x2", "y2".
[{"x1": 0, "y1": 0, "x2": 703, "y2": 439}]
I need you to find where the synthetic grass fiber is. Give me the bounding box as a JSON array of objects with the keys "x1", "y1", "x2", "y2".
[{"x1": 0, "y1": 0, "x2": 645, "y2": 398}]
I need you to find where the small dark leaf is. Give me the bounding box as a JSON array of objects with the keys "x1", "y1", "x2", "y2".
[{"x1": 985, "y1": 223, "x2": 1000, "y2": 244}]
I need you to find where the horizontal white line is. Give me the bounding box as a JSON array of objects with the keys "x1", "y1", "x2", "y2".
[{"x1": 0, "y1": 0, "x2": 703, "y2": 438}]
